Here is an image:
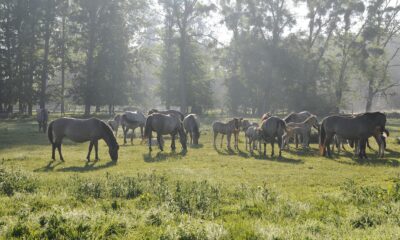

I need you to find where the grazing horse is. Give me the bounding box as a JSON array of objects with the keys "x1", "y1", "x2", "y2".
[
  {"x1": 37, "y1": 108, "x2": 49, "y2": 133},
  {"x1": 260, "y1": 116, "x2": 286, "y2": 157},
  {"x1": 107, "y1": 114, "x2": 121, "y2": 136},
  {"x1": 319, "y1": 112, "x2": 386, "y2": 159},
  {"x1": 144, "y1": 113, "x2": 187, "y2": 152},
  {"x1": 183, "y1": 114, "x2": 200, "y2": 145},
  {"x1": 245, "y1": 126, "x2": 263, "y2": 153},
  {"x1": 285, "y1": 115, "x2": 319, "y2": 148},
  {"x1": 120, "y1": 111, "x2": 146, "y2": 144},
  {"x1": 148, "y1": 109, "x2": 184, "y2": 121},
  {"x1": 212, "y1": 118, "x2": 240, "y2": 150},
  {"x1": 47, "y1": 118, "x2": 119, "y2": 162}
]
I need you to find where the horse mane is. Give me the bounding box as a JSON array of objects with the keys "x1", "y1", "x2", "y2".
[{"x1": 100, "y1": 120, "x2": 118, "y2": 147}]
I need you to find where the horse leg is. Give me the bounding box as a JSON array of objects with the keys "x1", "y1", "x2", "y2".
[
  {"x1": 270, "y1": 140, "x2": 275, "y2": 157},
  {"x1": 158, "y1": 134, "x2": 164, "y2": 151},
  {"x1": 295, "y1": 134, "x2": 298, "y2": 149},
  {"x1": 148, "y1": 134, "x2": 152, "y2": 152},
  {"x1": 123, "y1": 127, "x2": 128, "y2": 145},
  {"x1": 94, "y1": 140, "x2": 99, "y2": 161},
  {"x1": 325, "y1": 133, "x2": 334, "y2": 157},
  {"x1": 263, "y1": 142, "x2": 267, "y2": 157},
  {"x1": 213, "y1": 132, "x2": 217, "y2": 147},
  {"x1": 189, "y1": 132, "x2": 193, "y2": 145},
  {"x1": 87, "y1": 141, "x2": 94, "y2": 162},
  {"x1": 51, "y1": 143, "x2": 56, "y2": 161},
  {"x1": 278, "y1": 135, "x2": 283, "y2": 158},
  {"x1": 130, "y1": 128, "x2": 134, "y2": 145},
  {"x1": 57, "y1": 143, "x2": 64, "y2": 162},
  {"x1": 221, "y1": 134, "x2": 224, "y2": 148},
  {"x1": 227, "y1": 134, "x2": 231, "y2": 149},
  {"x1": 170, "y1": 134, "x2": 176, "y2": 151},
  {"x1": 140, "y1": 126, "x2": 143, "y2": 138}
]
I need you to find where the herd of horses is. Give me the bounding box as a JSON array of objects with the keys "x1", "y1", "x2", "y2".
[{"x1": 36, "y1": 108, "x2": 389, "y2": 162}]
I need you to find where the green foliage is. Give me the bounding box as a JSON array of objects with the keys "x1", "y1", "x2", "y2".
[{"x1": 0, "y1": 168, "x2": 37, "y2": 196}]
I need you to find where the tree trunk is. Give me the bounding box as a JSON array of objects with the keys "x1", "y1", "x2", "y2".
[
  {"x1": 85, "y1": 7, "x2": 96, "y2": 116},
  {"x1": 40, "y1": 1, "x2": 52, "y2": 109},
  {"x1": 27, "y1": 3, "x2": 36, "y2": 116},
  {"x1": 178, "y1": 26, "x2": 187, "y2": 114},
  {"x1": 61, "y1": 12, "x2": 66, "y2": 115}
]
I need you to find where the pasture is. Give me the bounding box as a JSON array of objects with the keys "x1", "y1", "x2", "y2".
[{"x1": 0, "y1": 116, "x2": 400, "y2": 239}]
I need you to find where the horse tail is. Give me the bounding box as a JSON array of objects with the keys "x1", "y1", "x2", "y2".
[
  {"x1": 144, "y1": 115, "x2": 153, "y2": 139},
  {"x1": 384, "y1": 128, "x2": 389, "y2": 137},
  {"x1": 319, "y1": 121, "x2": 326, "y2": 155},
  {"x1": 278, "y1": 119, "x2": 287, "y2": 132},
  {"x1": 48, "y1": 121, "x2": 54, "y2": 144}
]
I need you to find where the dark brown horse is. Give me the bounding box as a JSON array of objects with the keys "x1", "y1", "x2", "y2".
[
  {"x1": 144, "y1": 113, "x2": 187, "y2": 152},
  {"x1": 48, "y1": 118, "x2": 119, "y2": 162},
  {"x1": 319, "y1": 112, "x2": 386, "y2": 159},
  {"x1": 260, "y1": 116, "x2": 286, "y2": 157},
  {"x1": 183, "y1": 114, "x2": 200, "y2": 145}
]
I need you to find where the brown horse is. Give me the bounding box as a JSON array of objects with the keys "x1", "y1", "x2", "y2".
[
  {"x1": 144, "y1": 113, "x2": 187, "y2": 152},
  {"x1": 48, "y1": 117, "x2": 119, "y2": 162},
  {"x1": 120, "y1": 111, "x2": 146, "y2": 144}
]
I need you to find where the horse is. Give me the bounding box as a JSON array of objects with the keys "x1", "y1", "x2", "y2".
[
  {"x1": 281, "y1": 126, "x2": 304, "y2": 150},
  {"x1": 47, "y1": 117, "x2": 119, "y2": 162},
  {"x1": 260, "y1": 116, "x2": 286, "y2": 157},
  {"x1": 148, "y1": 109, "x2": 184, "y2": 121},
  {"x1": 261, "y1": 112, "x2": 272, "y2": 121},
  {"x1": 107, "y1": 114, "x2": 121, "y2": 136},
  {"x1": 241, "y1": 119, "x2": 259, "y2": 131},
  {"x1": 319, "y1": 112, "x2": 386, "y2": 159},
  {"x1": 285, "y1": 115, "x2": 319, "y2": 148},
  {"x1": 143, "y1": 113, "x2": 187, "y2": 152},
  {"x1": 212, "y1": 118, "x2": 240, "y2": 150},
  {"x1": 283, "y1": 111, "x2": 313, "y2": 146},
  {"x1": 183, "y1": 114, "x2": 200, "y2": 145},
  {"x1": 245, "y1": 126, "x2": 263, "y2": 153},
  {"x1": 120, "y1": 111, "x2": 146, "y2": 144},
  {"x1": 36, "y1": 108, "x2": 49, "y2": 133}
]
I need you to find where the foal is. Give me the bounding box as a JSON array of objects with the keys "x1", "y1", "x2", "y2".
[{"x1": 212, "y1": 118, "x2": 240, "y2": 150}]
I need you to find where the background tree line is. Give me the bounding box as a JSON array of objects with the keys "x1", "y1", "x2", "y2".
[{"x1": 0, "y1": 0, "x2": 399, "y2": 116}]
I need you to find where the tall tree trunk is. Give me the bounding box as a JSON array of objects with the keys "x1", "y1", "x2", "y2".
[
  {"x1": 27, "y1": 2, "x2": 36, "y2": 116},
  {"x1": 85, "y1": 7, "x2": 96, "y2": 116},
  {"x1": 60, "y1": 12, "x2": 66, "y2": 115},
  {"x1": 40, "y1": 1, "x2": 52, "y2": 109},
  {"x1": 178, "y1": 26, "x2": 188, "y2": 114}
]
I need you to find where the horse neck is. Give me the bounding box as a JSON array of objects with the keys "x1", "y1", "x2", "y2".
[{"x1": 101, "y1": 126, "x2": 116, "y2": 148}]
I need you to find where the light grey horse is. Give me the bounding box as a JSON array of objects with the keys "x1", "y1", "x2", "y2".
[
  {"x1": 148, "y1": 109, "x2": 184, "y2": 121},
  {"x1": 107, "y1": 114, "x2": 121, "y2": 136},
  {"x1": 212, "y1": 118, "x2": 240, "y2": 150},
  {"x1": 183, "y1": 114, "x2": 200, "y2": 145},
  {"x1": 260, "y1": 116, "x2": 286, "y2": 157},
  {"x1": 144, "y1": 113, "x2": 187, "y2": 152},
  {"x1": 245, "y1": 126, "x2": 263, "y2": 153},
  {"x1": 283, "y1": 111, "x2": 314, "y2": 146},
  {"x1": 37, "y1": 108, "x2": 49, "y2": 133},
  {"x1": 48, "y1": 117, "x2": 119, "y2": 162},
  {"x1": 121, "y1": 111, "x2": 146, "y2": 144},
  {"x1": 285, "y1": 115, "x2": 319, "y2": 148}
]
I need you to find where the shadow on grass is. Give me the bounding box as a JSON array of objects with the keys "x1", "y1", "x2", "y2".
[
  {"x1": 34, "y1": 160, "x2": 63, "y2": 172},
  {"x1": 252, "y1": 154, "x2": 304, "y2": 164},
  {"x1": 143, "y1": 150, "x2": 187, "y2": 163},
  {"x1": 323, "y1": 148, "x2": 400, "y2": 167},
  {"x1": 190, "y1": 144, "x2": 204, "y2": 149},
  {"x1": 55, "y1": 160, "x2": 117, "y2": 172}
]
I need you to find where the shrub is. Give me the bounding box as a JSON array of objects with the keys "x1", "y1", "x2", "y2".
[{"x1": 0, "y1": 168, "x2": 37, "y2": 196}]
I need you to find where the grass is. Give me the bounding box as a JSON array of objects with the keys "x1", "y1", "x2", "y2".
[{"x1": 0, "y1": 116, "x2": 400, "y2": 239}]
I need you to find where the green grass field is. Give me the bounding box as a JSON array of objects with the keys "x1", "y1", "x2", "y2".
[{"x1": 0, "y1": 116, "x2": 400, "y2": 239}]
